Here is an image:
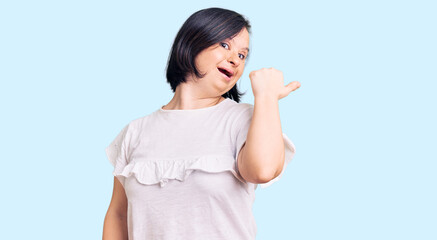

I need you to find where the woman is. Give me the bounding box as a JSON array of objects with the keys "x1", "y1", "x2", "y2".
[{"x1": 103, "y1": 7, "x2": 300, "y2": 240}]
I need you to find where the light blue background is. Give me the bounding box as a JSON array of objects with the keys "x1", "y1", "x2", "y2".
[{"x1": 1, "y1": 0, "x2": 436, "y2": 239}]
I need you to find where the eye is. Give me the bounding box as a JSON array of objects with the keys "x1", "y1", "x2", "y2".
[
  {"x1": 238, "y1": 53, "x2": 246, "y2": 60},
  {"x1": 220, "y1": 42, "x2": 229, "y2": 49}
]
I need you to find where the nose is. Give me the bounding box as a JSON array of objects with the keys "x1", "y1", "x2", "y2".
[{"x1": 227, "y1": 51, "x2": 241, "y2": 67}]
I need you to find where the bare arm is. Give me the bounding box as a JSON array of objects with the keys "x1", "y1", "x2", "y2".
[
  {"x1": 237, "y1": 67, "x2": 300, "y2": 184},
  {"x1": 102, "y1": 177, "x2": 128, "y2": 240},
  {"x1": 237, "y1": 95, "x2": 285, "y2": 184}
]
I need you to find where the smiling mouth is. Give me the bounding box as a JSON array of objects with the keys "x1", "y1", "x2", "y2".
[{"x1": 217, "y1": 68, "x2": 233, "y2": 78}]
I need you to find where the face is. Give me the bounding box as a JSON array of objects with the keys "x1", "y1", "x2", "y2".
[{"x1": 190, "y1": 28, "x2": 250, "y2": 96}]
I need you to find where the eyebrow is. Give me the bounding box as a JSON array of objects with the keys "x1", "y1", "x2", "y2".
[{"x1": 227, "y1": 38, "x2": 249, "y2": 53}]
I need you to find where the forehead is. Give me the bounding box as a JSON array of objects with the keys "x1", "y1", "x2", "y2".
[{"x1": 228, "y1": 28, "x2": 250, "y2": 49}]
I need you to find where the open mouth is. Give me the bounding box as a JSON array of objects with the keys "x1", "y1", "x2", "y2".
[{"x1": 218, "y1": 67, "x2": 233, "y2": 79}]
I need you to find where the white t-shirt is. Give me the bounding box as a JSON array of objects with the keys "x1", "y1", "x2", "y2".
[{"x1": 105, "y1": 97, "x2": 296, "y2": 240}]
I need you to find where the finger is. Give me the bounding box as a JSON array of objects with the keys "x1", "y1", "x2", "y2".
[{"x1": 286, "y1": 81, "x2": 301, "y2": 93}]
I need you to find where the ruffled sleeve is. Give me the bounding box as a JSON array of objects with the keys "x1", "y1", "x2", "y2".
[
  {"x1": 233, "y1": 104, "x2": 296, "y2": 189},
  {"x1": 105, "y1": 123, "x2": 130, "y2": 188}
]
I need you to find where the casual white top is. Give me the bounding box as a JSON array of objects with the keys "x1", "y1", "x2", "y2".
[{"x1": 105, "y1": 97, "x2": 296, "y2": 240}]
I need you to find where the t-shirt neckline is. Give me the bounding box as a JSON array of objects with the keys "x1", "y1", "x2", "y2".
[{"x1": 159, "y1": 98, "x2": 231, "y2": 113}]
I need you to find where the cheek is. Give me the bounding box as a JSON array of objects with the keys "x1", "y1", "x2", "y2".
[
  {"x1": 239, "y1": 64, "x2": 246, "y2": 74},
  {"x1": 194, "y1": 56, "x2": 211, "y2": 72},
  {"x1": 235, "y1": 64, "x2": 245, "y2": 79},
  {"x1": 235, "y1": 71, "x2": 243, "y2": 80},
  {"x1": 213, "y1": 51, "x2": 226, "y2": 61}
]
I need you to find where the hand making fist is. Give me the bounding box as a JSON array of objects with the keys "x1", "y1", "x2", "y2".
[{"x1": 249, "y1": 68, "x2": 301, "y2": 100}]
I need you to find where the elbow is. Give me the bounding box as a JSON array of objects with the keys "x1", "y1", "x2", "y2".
[
  {"x1": 255, "y1": 176, "x2": 273, "y2": 184},
  {"x1": 239, "y1": 148, "x2": 285, "y2": 184},
  {"x1": 256, "y1": 165, "x2": 283, "y2": 184},
  {"x1": 255, "y1": 157, "x2": 285, "y2": 183},
  {"x1": 239, "y1": 163, "x2": 280, "y2": 184}
]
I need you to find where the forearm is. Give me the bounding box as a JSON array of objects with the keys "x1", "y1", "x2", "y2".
[
  {"x1": 103, "y1": 211, "x2": 128, "y2": 240},
  {"x1": 243, "y1": 94, "x2": 285, "y2": 180}
]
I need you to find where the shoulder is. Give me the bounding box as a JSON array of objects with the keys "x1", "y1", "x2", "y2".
[
  {"x1": 224, "y1": 101, "x2": 254, "y2": 132},
  {"x1": 226, "y1": 100, "x2": 254, "y2": 117},
  {"x1": 115, "y1": 111, "x2": 156, "y2": 142},
  {"x1": 127, "y1": 111, "x2": 157, "y2": 130}
]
